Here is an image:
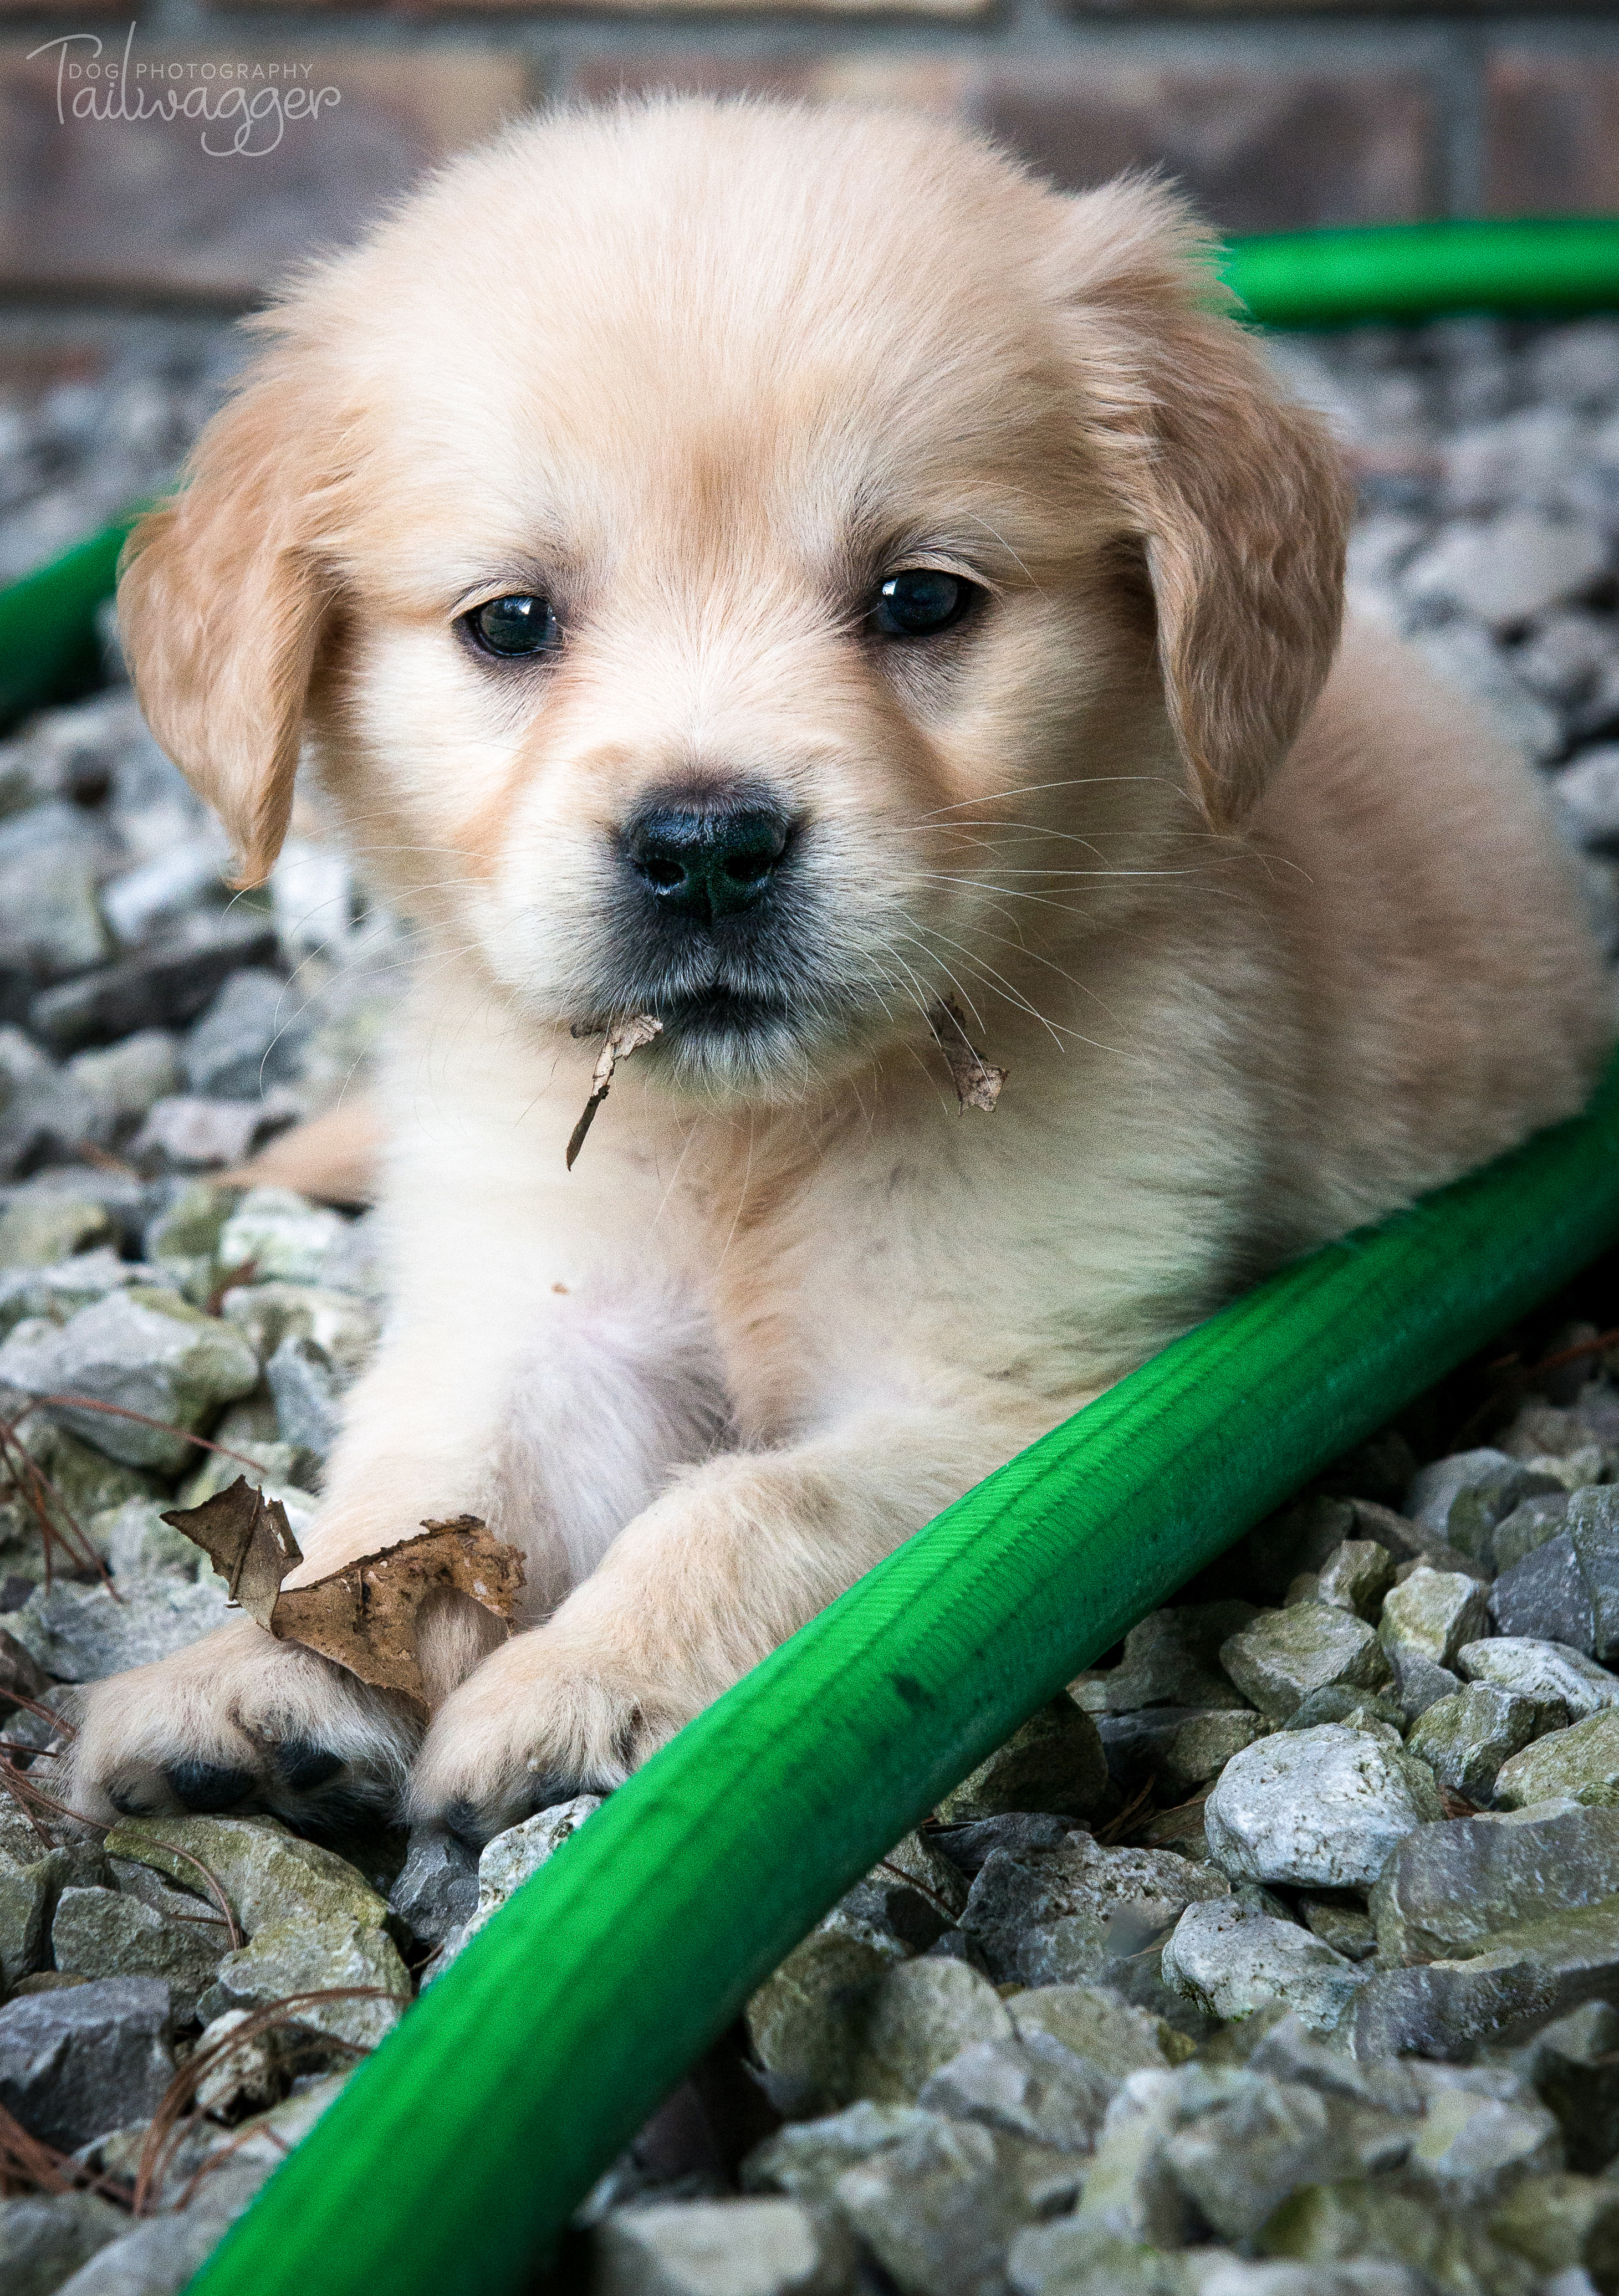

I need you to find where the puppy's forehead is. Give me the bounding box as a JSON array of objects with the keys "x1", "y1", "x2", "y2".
[{"x1": 311, "y1": 104, "x2": 1074, "y2": 584}]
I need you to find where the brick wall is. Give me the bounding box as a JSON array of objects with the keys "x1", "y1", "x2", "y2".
[{"x1": 0, "y1": 1, "x2": 1615, "y2": 316}]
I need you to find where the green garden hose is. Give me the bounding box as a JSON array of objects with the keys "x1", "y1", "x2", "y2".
[
  {"x1": 3, "y1": 213, "x2": 1619, "y2": 2296},
  {"x1": 0, "y1": 514, "x2": 135, "y2": 730},
  {"x1": 177, "y1": 1052, "x2": 1619, "y2": 2296}
]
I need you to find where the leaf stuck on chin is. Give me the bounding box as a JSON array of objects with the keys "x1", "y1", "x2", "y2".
[
  {"x1": 566, "y1": 1012, "x2": 663, "y2": 1170},
  {"x1": 928, "y1": 996, "x2": 1007, "y2": 1113},
  {"x1": 161, "y1": 1487, "x2": 527, "y2": 1711}
]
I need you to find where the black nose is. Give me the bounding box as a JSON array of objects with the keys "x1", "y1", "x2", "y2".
[{"x1": 625, "y1": 804, "x2": 790, "y2": 924}]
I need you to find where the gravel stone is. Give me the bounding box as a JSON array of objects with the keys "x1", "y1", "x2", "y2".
[
  {"x1": 0, "y1": 1975, "x2": 173, "y2": 2150},
  {"x1": 1314, "y1": 1541, "x2": 1396, "y2": 1619},
  {"x1": 1491, "y1": 1487, "x2": 1619, "y2": 1661},
  {"x1": 1370, "y1": 1802, "x2": 1619, "y2": 1962},
  {"x1": 1219, "y1": 1607, "x2": 1392, "y2": 1721},
  {"x1": 1492, "y1": 1491, "x2": 1575, "y2": 1574},
  {"x1": 0, "y1": 1847, "x2": 54, "y2": 1987},
  {"x1": 1205, "y1": 1724, "x2": 1442, "y2": 1888},
  {"x1": 918, "y1": 2032, "x2": 1116, "y2": 2154},
  {"x1": 1258, "y1": 2179, "x2": 1540, "y2": 2293},
  {"x1": 215, "y1": 1187, "x2": 346, "y2": 1288},
  {"x1": 1403, "y1": 508, "x2": 1611, "y2": 627},
  {"x1": 387, "y1": 1827, "x2": 479, "y2": 1951},
  {"x1": 1299, "y1": 1896, "x2": 1380, "y2": 1962},
  {"x1": 3, "y1": 1573, "x2": 229, "y2": 1678},
  {"x1": 197, "y1": 1913, "x2": 408, "y2": 2052},
  {"x1": 930, "y1": 1814, "x2": 1076, "y2": 1881},
  {"x1": 1405, "y1": 1685, "x2": 1543, "y2": 1804},
  {"x1": 850, "y1": 1958, "x2": 1018, "y2": 2106},
  {"x1": 217, "y1": 1281, "x2": 380, "y2": 1376},
  {"x1": 1488, "y1": 2171, "x2": 1619, "y2": 2290},
  {"x1": 747, "y1": 1926, "x2": 911, "y2": 2113},
  {"x1": 1495, "y1": 1709, "x2": 1619, "y2": 1807},
  {"x1": 742, "y1": 2099, "x2": 941, "y2": 2203},
  {"x1": 592, "y1": 2198, "x2": 853, "y2": 2296},
  {"x1": 1408, "y1": 1448, "x2": 1564, "y2": 1552},
  {"x1": 1007, "y1": 1984, "x2": 1191, "y2": 2077},
  {"x1": 833, "y1": 2114, "x2": 1064, "y2": 2296},
  {"x1": 183, "y1": 969, "x2": 307, "y2": 1101},
  {"x1": 129, "y1": 1095, "x2": 284, "y2": 1172},
  {"x1": 51, "y1": 1883, "x2": 224, "y2": 2019},
  {"x1": 29, "y1": 914, "x2": 280, "y2": 1054},
  {"x1": 1459, "y1": 1635, "x2": 1619, "y2": 1720},
  {"x1": 1354, "y1": 1895, "x2": 1619, "y2": 2060},
  {"x1": 1381, "y1": 1646, "x2": 1463, "y2": 1721},
  {"x1": 1161, "y1": 1901, "x2": 1366, "y2": 2035},
  {"x1": 0, "y1": 2194, "x2": 129, "y2": 2296},
  {"x1": 1283, "y1": 1686, "x2": 1410, "y2": 1732},
  {"x1": 0, "y1": 1285, "x2": 258, "y2": 1470},
  {"x1": 1510, "y1": 2000, "x2": 1619, "y2": 2172},
  {"x1": 264, "y1": 1332, "x2": 346, "y2": 1460},
  {"x1": 0, "y1": 1189, "x2": 113, "y2": 1268},
  {"x1": 1377, "y1": 1566, "x2": 1491, "y2": 1669},
  {"x1": 1085, "y1": 1603, "x2": 1256, "y2": 1712},
  {"x1": 934, "y1": 1697, "x2": 1107, "y2": 1823},
  {"x1": 106, "y1": 1813, "x2": 390, "y2": 1935}
]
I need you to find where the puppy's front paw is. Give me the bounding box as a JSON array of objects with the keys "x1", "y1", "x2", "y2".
[
  {"x1": 67, "y1": 1619, "x2": 420, "y2": 1834},
  {"x1": 407, "y1": 1626, "x2": 688, "y2": 1845}
]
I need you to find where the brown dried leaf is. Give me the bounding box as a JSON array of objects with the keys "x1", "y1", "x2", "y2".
[
  {"x1": 929, "y1": 996, "x2": 1007, "y2": 1113},
  {"x1": 160, "y1": 1478, "x2": 303, "y2": 1630},
  {"x1": 566, "y1": 1012, "x2": 663, "y2": 1169},
  {"x1": 268, "y1": 1517, "x2": 527, "y2": 1711}
]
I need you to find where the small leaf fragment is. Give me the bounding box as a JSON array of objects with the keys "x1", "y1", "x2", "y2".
[
  {"x1": 161, "y1": 1477, "x2": 303, "y2": 1629},
  {"x1": 268, "y1": 1517, "x2": 528, "y2": 1710},
  {"x1": 928, "y1": 996, "x2": 1007, "y2": 1113},
  {"x1": 566, "y1": 1013, "x2": 663, "y2": 1169}
]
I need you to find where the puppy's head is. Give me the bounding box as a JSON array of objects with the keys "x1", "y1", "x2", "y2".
[{"x1": 119, "y1": 99, "x2": 1348, "y2": 1095}]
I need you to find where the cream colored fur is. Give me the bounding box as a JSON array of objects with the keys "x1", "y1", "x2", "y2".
[{"x1": 70, "y1": 98, "x2": 1612, "y2": 1840}]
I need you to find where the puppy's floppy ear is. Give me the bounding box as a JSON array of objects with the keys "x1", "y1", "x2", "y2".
[
  {"x1": 1050, "y1": 178, "x2": 1351, "y2": 832},
  {"x1": 116, "y1": 365, "x2": 333, "y2": 887}
]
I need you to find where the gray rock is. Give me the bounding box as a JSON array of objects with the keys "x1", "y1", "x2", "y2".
[
  {"x1": 0, "y1": 1190, "x2": 114, "y2": 1269},
  {"x1": 1087, "y1": 1603, "x2": 1255, "y2": 1713},
  {"x1": 0, "y1": 1974, "x2": 173, "y2": 2149},
  {"x1": 100, "y1": 839, "x2": 228, "y2": 948},
  {"x1": 1554, "y1": 746, "x2": 1619, "y2": 850},
  {"x1": 1162, "y1": 1901, "x2": 1366, "y2": 2036},
  {"x1": 0, "y1": 2193, "x2": 129, "y2": 2296},
  {"x1": 1299, "y1": 1896, "x2": 1379, "y2": 1963},
  {"x1": 265, "y1": 1332, "x2": 347, "y2": 1460},
  {"x1": 1007, "y1": 1984, "x2": 1191, "y2": 2078},
  {"x1": 1163, "y1": 2065, "x2": 1409, "y2": 2246},
  {"x1": 65, "y1": 1031, "x2": 181, "y2": 1126},
  {"x1": 51, "y1": 1884, "x2": 224, "y2": 2019},
  {"x1": 28, "y1": 914, "x2": 280, "y2": 1054},
  {"x1": 215, "y1": 1188, "x2": 346, "y2": 1288},
  {"x1": 1403, "y1": 508, "x2": 1611, "y2": 627},
  {"x1": 49, "y1": 2202, "x2": 244, "y2": 2295},
  {"x1": 0, "y1": 1247, "x2": 173, "y2": 1342},
  {"x1": 1495, "y1": 1709, "x2": 1619, "y2": 1807},
  {"x1": 0, "y1": 1286, "x2": 258, "y2": 1471},
  {"x1": 387, "y1": 1827, "x2": 479, "y2": 1950},
  {"x1": 183, "y1": 969, "x2": 307, "y2": 1101},
  {"x1": 918, "y1": 2032, "x2": 1115, "y2": 2154},
  {"x1": 1205, "y1": 1725, "x2": 1442, "y2": 1888},
  {"x1": 1382, "y1": 1645, "x2": 1462, "y2": 1722},
  {"x1": 1008, "y1": 2217, "x2": 1217, "y2": 2294},
  {"x1": 217, "y1": 1281, "x2": 380, "y2": 1377},
  {"x1": 0, "y1": 1848, "x2": 55, "y2": 1988},
  {"x1": 1492, "y1": 1491, "x2": 1575, "y2": 1574},
  {"x1": 1510, "y1": 1999, "x2": 1619, "y2": 2172},
  {"x1": 130, "y1": 1096, "x2": 285, "y2": 1172},
  {"x1": 747, "y1": 1925, "x2": 911, "y2": 2113},
  {"x1": 959, "y1": 1849, "x2": 1105, "y2": 1985},
  {"x1": 1397, "y1": 2060, "x2": 1563, "y2": 2201},
  {"x1": 1314, "y1": 1541, "x2": 1396, "y2": 1619},
  {"x1": 834, "y1": 2114, "x2": 1062, "y2": 2296},
  {"x1": 1491, "y1": 1487, "x2": 1619, "y2": 1662},
  {"x1": 4, "y1": 1572, "x2": 230, "y2": 1678},
  {"x1": 1354, "y1": 1894, "x2": 1619, "y2": 2060},
  {"x1": 142, "y1": 1179, "x2": 238, "y2": 1280},
  {"x1": 1283, "y1": 1688, "x2": 1409, "y2": 1733},
  {"x1": 1219, "y1": 1607, "x2": 1392, "y2": 1722},
  {"x1": 1459, "y1": 1634, "x2": 1619, "y2": 1720},
  {"x1": 935, "y1": 1697, "x2": 1107, "y2": 1824},
  {"x1": 1196, "y1": 2267, "x2": 1428, "y2": 2296},
  {"x1": 106, "y1": 1812, "x2": 389, "y2": 1933},
  {"x1": 591, "y1": 2198, "x2": 853, "y2": 2296},
  {"x1": 1406, "y1": 1685, "x2": 1543, "y2": 1805},
  {"x1": 1371, "y1": 1801, "x2": 1619, "y2": 1961},
  {"x1": 1063, "y1": 2069, "x2": 1201, "y2": 2248},
  {"x1": 197, "y1": 1913, "x2": 408, "y2": 2052},
  {"x1": 1407, "y1": 1449, "x2": 1564, "y2": 1561},
  {"x1": 1258, "y1": 2177, "x2": 1539, "y2": 2292},
  {"x1": 1487, "y1": 2170, "x2": 1619, "y2": 2292},
  {"x1": 931, "y1": 1814, "x2": 1076, "y2": 1881},
  {"x1": 0, "y1": 804, "x2": 112, "y2": 983},
  {"x1": 742, "y1": 2099, "x2": 941, "y2": 2203},
  {"x1": 851, "y1": 1958, "x2": 1018, "y2": 2106},
  {"x1": 432, "y1": 1796, "x2": 602, "y2": 1966},
  {"x1": 1377, "y1": 1566, "x2": 1490, "y2": 1669}
]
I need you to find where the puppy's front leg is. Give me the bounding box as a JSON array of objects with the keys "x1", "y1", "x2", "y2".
[{"x1": 410, "y1": 1399, "x2": 1059, "y2": 1840}]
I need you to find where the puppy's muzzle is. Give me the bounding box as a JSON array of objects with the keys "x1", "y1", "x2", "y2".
[{"x1": 622, "y1": 799, "x2": 791, "y2": 928}]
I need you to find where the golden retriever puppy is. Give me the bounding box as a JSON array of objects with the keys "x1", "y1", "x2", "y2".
[{"x1": 69, "y1": 98, "x2": 1611, "y2": 1842}]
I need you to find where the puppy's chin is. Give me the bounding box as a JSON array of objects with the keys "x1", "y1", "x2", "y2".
[{"x1": 581, "y1": 981, "x2": 888, "y2": 1102}]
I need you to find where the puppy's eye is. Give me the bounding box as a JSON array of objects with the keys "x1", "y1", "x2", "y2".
[
  {"x1": 870, "y1": 570, "x2": 977, "y2": 640},
  {"x1": 465, "y1": 594, "x2": 562, "y2": 658}
]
